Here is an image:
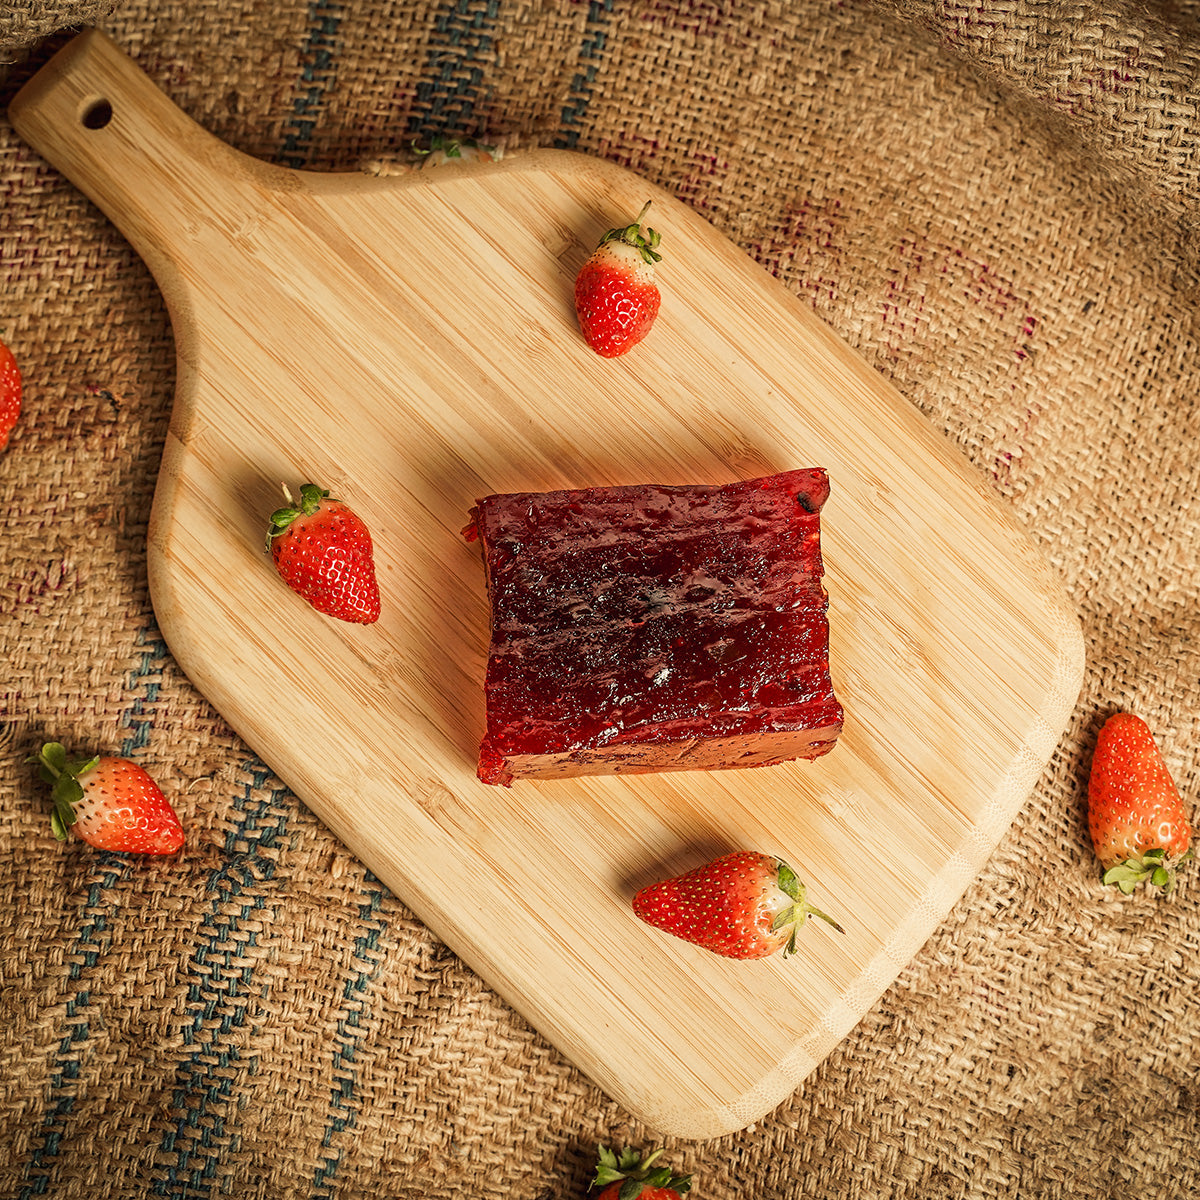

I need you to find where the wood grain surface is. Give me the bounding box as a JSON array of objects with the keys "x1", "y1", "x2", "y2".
[{"x1": 9, "y1": 30, "x2": 1085, "y2": 1140}]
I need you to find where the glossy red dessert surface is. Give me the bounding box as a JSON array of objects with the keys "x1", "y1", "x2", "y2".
[{"x1": 467, "y1": 468, "x2": 843, "y2": 786}]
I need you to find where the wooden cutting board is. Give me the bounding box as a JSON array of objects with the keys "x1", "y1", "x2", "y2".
[{"x1": 10, "y1": 29, "x2": 1085, "y2": 1140}]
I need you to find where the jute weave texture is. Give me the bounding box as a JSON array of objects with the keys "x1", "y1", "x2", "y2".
[{"x1": 3, "y1": 1, "x2": 1199, "y2": 1196}]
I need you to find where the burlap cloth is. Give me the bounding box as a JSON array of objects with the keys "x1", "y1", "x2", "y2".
[{"x1": 3, "y1": 0, "x2": 1199, "y2": 1195}]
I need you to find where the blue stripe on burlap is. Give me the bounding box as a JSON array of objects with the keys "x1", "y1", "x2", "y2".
[
  {"x1": 408, "y1": 0, "x2": 501, "y2": 141},
  {"x1": 17, "y1": 861, "x2": 131, "y2": 1199},
  {"x1": 310, "y1": 875, "x2": 389, "y2": 1198},
  {"x1": 119, "y1": 625, "x2": 171, "y2": 755},
  {"x1": 280, "y1": 1, "x2": 345, "y2": 167},
  {"x1": 150, "y1": 760, "x2": 291, "y2": 1198},
  {"x1": 555, "y1": 0, "x2": 615, "y2": 148},
  {"x1": 16, "y1": 622, "x2": 167, "y2": 1196}
]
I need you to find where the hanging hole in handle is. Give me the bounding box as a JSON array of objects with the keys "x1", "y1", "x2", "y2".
[{"x1": 80, "y1": 98, "x2": 113, "y2": 130}]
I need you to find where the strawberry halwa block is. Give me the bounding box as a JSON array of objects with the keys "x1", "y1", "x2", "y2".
[{"x1": 466, "y1": 468, "x2": 844, "y2": 786}]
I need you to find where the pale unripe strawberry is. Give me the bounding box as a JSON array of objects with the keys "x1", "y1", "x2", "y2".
[{"x1": 36, "y1": 742, "x2": 185, "y2": 855}]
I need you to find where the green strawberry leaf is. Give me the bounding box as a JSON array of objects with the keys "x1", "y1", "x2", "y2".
[
  {"x1": 266, "y1": 483, "x2": 332, "y2": 549},
  {"x1": 1102, "y1": 863, "x2": 1145, "y2": 886},
  {"x1": 297, "y1": 483, "x2": 327, "y2": 509},
  {"x1": 618, "y1": 1148, "x2": 650, "y2": 1172},
  {"x1": 39, "y1": 741, "x2": 68, "y2": 776},
  {"x1": 596, "y1": 1146, "x2": 620, "y2": 1170},
  {"x1": 770, "y1": 903, "x2": 797, "y2": 932},
  {"x1": 593, "y1": 1160, "x2": 626, "y2": 1188},
  {"x1": 599, "y1": 201, "x2": 664, "y2": 265},
  {"x1": 1100, "y1": 855, "x2": 1186, "y2": 895},
  {"x1": 805, "y1": 901, "x2": 845, "y2": 935},
  {"x1": 591, "y1": 1147, "x2": 689, "y2": 1198},
  {"x1": 775, "y1": 859, "x2": 800, "y2": 902},
  {"x1": 769, "y1": 863, "x2": 845, "y2": 956},
  {"x1": 593, "y1": 1146, "x2": 657, "y2": 1190},
  {"x1": 412, "y1": 135, "x2": 497, "y2": 160},
  {"x1": 50, "y1": 807, "x2": 70, "y2": 841},
  {"x1": 30, "y1": 743, "x2": 98, "y2": 841},
  {"x1": 50, "y1": 771, "x2": 87, "y2": 838}
]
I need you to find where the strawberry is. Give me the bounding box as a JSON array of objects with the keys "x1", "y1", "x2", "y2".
[
  {"x1": 0, "y1": 335, "x2": 22, "y2": 451},
  {"x1": 632, "y1": 850, "x2": 842, "y2": 959},
  {"x1": 266, "y1": 483, "x2": 381, "y2": 624},
  {"x1": 34, "y1": 742, "x2": 185, "y2": 855},
  {"x1": 1088, "y1": 711, "x2": 1193, "y2": 893},
  {"x1": 574, "y1": 202, "x2": 662, "y2": 357},
  {"x1": 413, "y1": 134, "x2": 501, "y2": 167},
  {"x1": 590, "y1": 1146, "x2": 691, "y2": 1200}
]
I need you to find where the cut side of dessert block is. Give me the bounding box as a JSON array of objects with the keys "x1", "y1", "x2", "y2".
[{"x1": 467, "y1": 468, "x2": 844, "y2": 786}]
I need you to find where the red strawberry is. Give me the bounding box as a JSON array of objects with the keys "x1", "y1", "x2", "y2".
[
  {"x1": 35, "y1": 742, "x2": 185, "y2": 855},
  {"x1": 266, "y1": 482, "x2": 381, "y2": 624},
  {"x1": 1, "y1": 336, "x2": 22, "y2": 451},
  {"x1": 633, "y1": 850, "x2": 842, "y2": 959},
  {"x1": 574, "y1": 202, "x2": 662, "y2": 357},
  {"x1": 591, "y1": 1146, "x2": 691, "y2": 1200},
  {"x1": 1088, "y1": 712, "x2": 1193, "y2": 893}
]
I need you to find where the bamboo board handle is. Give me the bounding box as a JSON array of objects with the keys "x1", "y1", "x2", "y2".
[{"x1": 9, "y1": 30, "x2": 277, "y2": 282}]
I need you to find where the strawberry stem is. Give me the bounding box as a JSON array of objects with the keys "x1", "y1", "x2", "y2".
[
  {"x1": 265, "y1": 482, "x2": 330, "y2": 551},
  {"x1": 772, "y1": 858, "x2": 845, "y2": 954},
  {"x1": 598, "y1": 200, "x2": 663, "y2": 266},
  {"x1": 590, "y1": 1146, "x2": 691, "y2": 1199},
  {"x1": 30, "y1": 742, "x2": 98, "y2": 841},
  {"x1": 1102, "y1": 847, "x2": 1194, "y2": 894}
]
